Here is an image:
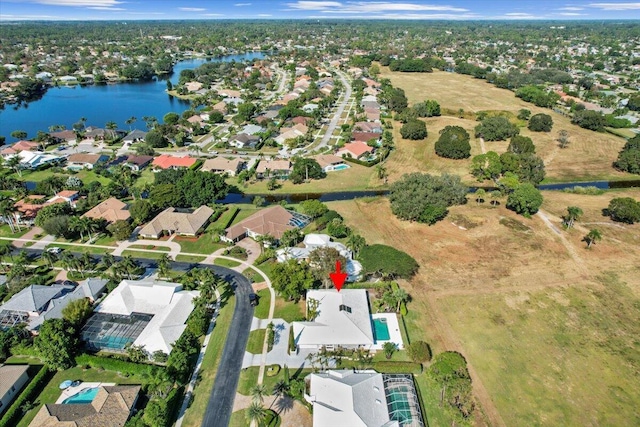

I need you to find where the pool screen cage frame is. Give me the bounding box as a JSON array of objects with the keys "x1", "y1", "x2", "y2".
[
  {"x1": 81, "y1": 312, "x2": 153, "y2": 353},
  {"x1": 383, "y1": 374, "x2": 426, "y2": 427}
]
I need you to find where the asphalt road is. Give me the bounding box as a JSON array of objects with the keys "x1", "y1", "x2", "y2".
[{"x1": 15, "y1": 247, "x2": 254, "y2": 427}]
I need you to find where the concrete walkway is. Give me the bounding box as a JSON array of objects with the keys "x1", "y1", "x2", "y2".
[
  {"x1": 174, "y1": 288, "x2": 222, "y2": 427},
  {"x1": 31, "y1": 234, "x2": 56, "y2": 250},
  {"x1": 111, "y1": 239, "x2": 181, "y2": 259},
  {"x1": 242, "y1": 317, "x2": 319, "y2": 370}
]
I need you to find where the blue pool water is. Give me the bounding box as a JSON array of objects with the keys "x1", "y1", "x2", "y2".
[
  {"x1": 63, "y1": 387, "x2": 100, "y2": 404},
  {"x1": 332, "y1": 164, "x2": 350, "y2": 171},
  {"x1": 373, "y1": 318, "x2": 390, "y2": 341}
]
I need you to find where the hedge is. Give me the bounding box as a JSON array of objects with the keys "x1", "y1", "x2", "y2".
[
  {"x1": 189, "y1": 159, "x2": 204, "y2": 171},
  {"x1": 0, "y1": 366, "x2": 53, "y2": 427},
  {"x1": 342, "y1": 148, "x2": 390, "y2": 167},
  {"x1": 221, "y1": 207, "x2": 240, "y2": 229},
  {"x1": 10, "y1": 344, "x2": 41, "y2": 359},
  {"x1": 75, "y1": 354, "x2": 152, "y2": 375},
  {"x1": 372, "y1": 361, "x2": 423, "y2": 374}
]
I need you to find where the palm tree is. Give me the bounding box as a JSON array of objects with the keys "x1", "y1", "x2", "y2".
[
  {"x1": 6, "y1": 156, "x2": 22, "y2": 177},
  {"x1": 0, "y1": 244, "x2": 13, "y2": 273},
  {"x1": 101, "y1": 252, "x2": 115, "y2": 270},
  {"x1": 375, "y1": 164, "x2": 388, "y2": 184},
  {"x1": 346, "y1": 234, "x2": 366, "y2": 258},
  {"x1": 0, "y1": 197, "x2": 20, "y2": 233},
  {"x1": 475, "y1": 188, "x2": 486, "y2": 205},
  {"x1": 125, "y1": 116, "x2": 137, "y2": 131},
  {"x1": 68, "y1": 216, "x2": 84, "y2": 241},
  {"x1": 383, "y1": 341, "x2": 397, "y2": 360},
  {"x1": 583, "y1": 229, "x2": 602, "y2": 249},
  {"x1": 246, "y1": 402, "x2": 268, "y2": 427},
  {"x1": 563, "y1": 206, "x2": 583, "y2": 229},
  {"x1": 392, "y1": 287, "x2": 410, "y2": 313},
  {"x1": 80, "y1": 217, "x2": 100, "y2": 242},
  {"x1": 142, "y1": 367, "x2": 174, "y2": 399},
  {"x1": 157, "y1": 253, "x2": 172, "y2": 278},
  {"x1": 117, "y1": 255, "x2": 141, "y2": 280},
  {"x1": 41, "y1": 250, "x2": 57, "y2": 268},
  {"x1": 250, "y1": 384, "x2": 269, "y2": 404},
  {"x1": 105, "y1": 121, "x2": 118, "y2": 131}
]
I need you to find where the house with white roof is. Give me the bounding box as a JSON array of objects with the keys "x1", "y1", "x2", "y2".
[
  {"x1": 84, "y1": 279, "x2": 199, "y2": 355},
  {"x1": 304, "y1": 370, "x2": 398, "y2": 427},
  {"x1": 305, "y1": 370, "x2": 425, "y2": 427},
  {"x1": 276, "y1": 233, "x2": 362, "y2": 281},
  {"x1": 292, "y1": 289, "x2": 374, "y2": 351}
]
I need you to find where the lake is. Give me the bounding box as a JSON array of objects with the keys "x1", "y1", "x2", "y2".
[{"x1": 0, "y1": 52, "x2": 265, "y2": 142}]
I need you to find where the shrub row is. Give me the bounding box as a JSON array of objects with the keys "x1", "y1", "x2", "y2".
[
  {"x1": 372, "y1": 361, "x2": 423, "y2": 374},
  {"x1": 10, "y1": 344, "x2": 41, "y2": 358},
  {"x1": 0, "y1": 366, "x2": 53, "y2": 427},
  {"x1": 189, "y1": 159, "x2": 204, "y2": 171},
  {"x1": 220, "y1": 207, "x2": 240, "y2": 229},
  {"x1": 75, "y1": 354, "x2": 151, "y2": 375}
]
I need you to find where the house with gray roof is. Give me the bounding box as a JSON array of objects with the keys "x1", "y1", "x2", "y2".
[
  {"x1": 0, "y1": 284, "x2": 74, "y2": 331},
  {"x1": 0, "y1": 364, "x2": 29, "y2": 415},
  {"x1": 122, "y1": 129, "x2": 147, "y2": 143}
]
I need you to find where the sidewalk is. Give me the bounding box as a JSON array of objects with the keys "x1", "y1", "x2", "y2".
[{"x1": 11, "y1": 227, "x2": 43, "y2": 248}]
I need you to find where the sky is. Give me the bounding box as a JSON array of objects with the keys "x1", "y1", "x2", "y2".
[{"x1": 1, "y1": 0, "x2": 640, "y2": 21}]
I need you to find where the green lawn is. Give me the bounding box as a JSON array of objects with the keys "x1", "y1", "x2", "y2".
[
  {"x1": 414, "y1": 374, "x2": 466, "y2": 427},
  {"x1": 174, "y1": 235, "x2": 227, "y2": 255},
  {"x1": 272, "y1": 297, "x2": 304, "y2": 322},
  {"x1": 121, "y1": 249, "x2": 165, "y2": 260},
  {"x1": 246, "y1": 329, "x2": 266, "y2": 354},
  {"x1": 13, "y1": 169, "x2": 111, "y2": 185},
  {"x1": 133, "y1": 169, "x2": 155, "y2": 188},
  {"x1": 254, "y1": 289, "x2": 271, "y2": 319},
  {"x1": 128, "y1": 244, "x2": 171, "y2": 252},
  {"x1": 243, "y1": 267, "x2": 265, "y2": 284},
  {"x1": 238, "y1": 366, "x2": 312, "y2": 396},
  {"x1": 213, "y1": 258, "x2": 241, "y2": 268},
  {"x1": 182, "y1": 294, "x2": 236, "y2": 427},
  {"x1": 175, "y1": 254, "x2": 207, "y2": 263},
  {"x1": 17, "y1": 366, "x2": 146, "y2": 427},
  {"x1": 0, "y1": 225, "x2": 30, "y2": 239},
  {"x1": 48, "y1": 242, "x2": 113, "y2": 255}
]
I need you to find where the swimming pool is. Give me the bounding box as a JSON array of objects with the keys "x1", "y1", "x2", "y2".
[
  {"x1": 62, "y1": 387, "x2": 100, "y2": 404},
  {"x1": 332, "y1": 164, "x2": 350, "y2": 171},
  {"x1": 373, "y1": 318, "x2": 390, "y2": 341}
]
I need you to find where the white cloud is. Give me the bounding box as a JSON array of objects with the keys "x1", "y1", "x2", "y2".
[
  {"x1": 307, "y1": 12, "x2": 480, "y2": 19},
  {"x1": 558, "y1": 12, "x2": 587, "y2": 15},
  {"x1": 235, "y1": 2, "x2": 252, "y2": 5},
  {"x1": 558, "y1": 6, "x2": 585, "y2": 10},
  {"x1": 258, "y1": 13, "x2": 272, "y2": 16},
  {"x1": 203, "y1": 13, "x2": 224, "y2": 16},
  {"x1": 178, "y1": 7, "x2": 207, "y2": 11},
  {"x1": 588, "y1": 2, "x2": 640, "y2": 10},
  {"x1": 500, "y1": 12, "x2": 544, "y2": 19},
  {"x1": 286, "y1": 1, "x2": 468, "y2": 13},
  {"x1": 0, "y1": 13, "x2": 65, "y2": 19},
  {"x1": 87, "y1": 6, "x2": 126, "y2": 10},
  {"x1": 33, "y1": 0, "x2": 123, "y2": 6}
]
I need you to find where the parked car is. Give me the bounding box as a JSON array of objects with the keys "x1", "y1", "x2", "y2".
[
  {"x1": 249, "y1": 293, "x2": 258, "y2": 307},
  {"x1": 46, "y1": 247, "x2": 62, "y2": 255}
]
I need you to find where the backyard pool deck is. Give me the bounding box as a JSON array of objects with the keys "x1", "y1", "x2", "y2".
[
  {"x1": 55, "y1": 382, "x2": 116, "y2": 404},
  {"x1": 371, "y1": 313, "x2": 404, "y2": 350}
]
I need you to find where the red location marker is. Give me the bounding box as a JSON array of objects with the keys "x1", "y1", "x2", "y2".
[{"x1": 329, "y1": 260, "x2": 347, "y2": 292}]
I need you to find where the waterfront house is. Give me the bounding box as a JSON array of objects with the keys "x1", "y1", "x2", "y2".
[
  {"x1": 66, "y1": 153, "x2": 109, "y2": 170},
  {"x1": 221, "y1": 205, "x2": 310, "y2": 243},
  {"x1": 200, "y1": 157, "x2": 245, "y2": 176},
  {"x1": 151, "y1": 154, "x2": 197, "y2": 171}
]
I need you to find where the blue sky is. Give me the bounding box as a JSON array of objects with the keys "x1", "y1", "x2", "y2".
[{"x1": 1, "y1": 1, "x2": 640, "y2": 20}]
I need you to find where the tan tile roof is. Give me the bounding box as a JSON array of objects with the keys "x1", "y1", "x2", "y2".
[
  {"x1": 82, "y1": 197, "x2": 130, "y2": 223},
  {"x1": 313, "y1": 154, "x2": 344, "y2": 169},
  {"x1": 139, "y1": 206, "x2": 214, "y2": 237},
  {"x1": 255, "y1": 160, "x2": 291, "y2": 174},
  {"x1": 225, "y1": 206, "x2": 295, "y2": 240},
  {"x1": 29, "y1": 385, "x2": 140, "y2": 427},
  {"x1": 200, "y1": 157, "x2": 244, "y2": 173},
  {"x1": 0, "y1": 364, "x2": 28, "y2": 398},
  {"x1": 67, "y1": 153, "x2": 105, "y2": 165}
]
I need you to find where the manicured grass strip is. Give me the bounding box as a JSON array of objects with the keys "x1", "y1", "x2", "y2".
[
  {"x1": 128, "y1": 244, "x2": 171, "y2": 251},
  {"x1": 253, "y1": 289, "x2": 271, "y2": 319},
  {"x1": 213, "y1": 258, "x2": 241, "y2": 268},
  {"x1": 121, "y1": 249, "x2": 166, "y2": 259},
  {"x1": 176, "y1": 254, "x2": 207, "y2": 263},
  {"x1": 246, "y1": 329, "x2": 266, "y2": 354},
  {"x1": 181, "y1": 295, "x2": 236, "y2": 427}
]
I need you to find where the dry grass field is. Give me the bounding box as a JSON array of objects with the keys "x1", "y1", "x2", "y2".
[
  {"x1": 329, "y1": 188, "x2": 640, "y2": 426},
  {"x1": 380, "y1": 68, "x2": 634, "y2": 183}
]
